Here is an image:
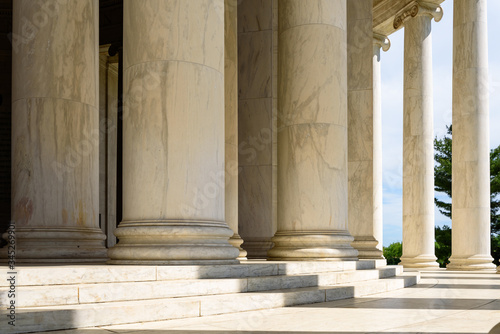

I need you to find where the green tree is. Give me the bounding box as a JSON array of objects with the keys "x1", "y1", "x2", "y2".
[
  {"x1": 491, "y1": 145, "x2": 500, "y2": 234},
  {"x1": 434, "y1": 126, "x2": 452, "y2": 218},
  {"x1": 383, "y1": 242, "x2": 402, "y2": 265},
  {"x1": 434, "y1": 125, "x2": 500, "y2": 226},
  {"x1": 435, "y1": 225, "x2": 451, "y2": 268},
  {"x1": 434, "y1": 125, "x2": 500, "y2": 264}
]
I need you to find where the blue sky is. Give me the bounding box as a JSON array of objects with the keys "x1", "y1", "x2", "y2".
[{"x1": 380, "y1": 0, "x2": 500, "y2": 246}]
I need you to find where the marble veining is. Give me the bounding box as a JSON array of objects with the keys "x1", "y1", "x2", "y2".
[{"x1": 449, "y1": 0, "x2": 494, "y2": 270}]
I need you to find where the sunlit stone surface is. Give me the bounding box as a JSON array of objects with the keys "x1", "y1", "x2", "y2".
[
  {"x1": 107, "y1": 0, "x2": 238, "y2": 264},
  {"x1": 9, "y1": 0, "x2": 107, "y2": 262},
  {"x1": 400, "y1": 3, "x2": 440, "y2": 269},
  {"x1": 448, "y1": 0, "x2": 495, "y2": 271},
  {"x1": 268, "y1": 0, "x2": 358, "y2": 261}
]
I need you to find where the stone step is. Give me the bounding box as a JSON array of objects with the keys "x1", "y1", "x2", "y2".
[
  {"x1": 0, "y1": 259, "x2": 387, "y2": 287},
  {"x1": 1, "y1": 266, "x2": 401, "y2": 307},
  {"x1": 0, "y1": 273, "x2": 419, "y2": 333}
]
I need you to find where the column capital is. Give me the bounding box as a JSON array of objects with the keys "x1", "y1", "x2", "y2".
[
  {"x1": 373, "y1": 33, "x2": 391, "y2": 52},
  {"x1": 393, "y1": 1, "x2": 443, "y2": 29}
]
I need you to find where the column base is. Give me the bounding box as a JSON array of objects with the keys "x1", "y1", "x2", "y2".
[
  {"x1": 351, "y1": 236, "x2": 384, "y2": 259},
  {"x1": 107, "y1": 220, "x2": 239, "y2": 265},
  {"x1": 447, "y1": 254, "x2": 496, "y2": 271},
  {"x1": 229, "y1": 233, "x2": 247, "y2": 260},
  {"x1": 267, "y1": 230, "x2": 359, "y2": 261},
  {"x1": 399, "y1": 254, "x2": 439, "y2": 268},
  {"x1": 241, "y1": 238, "x2": 274, "y2": 259},
  {"x1": 0, "y1": 227, "x2": 108, "y2": 263}
]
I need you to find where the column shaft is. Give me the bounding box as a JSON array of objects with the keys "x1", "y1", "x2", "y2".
[
  {"x1": 372, "y1": 42, "x2": 384, "y2": 257},
  {"x1": 347, "y1": 0, "x2": 384, "y2": 259},
  {"x1": 268, "y1": 0, "x2": 358, "y2": 261},
  {"x1": 237, "y1": 0, "x2": 278, "y2": 258},
  {"x1": 372, "y1": 35, "x2": 390, "y2": 257},
  {"x1": 108, "y1": 0, "x2": 238, "y2": 264},
  {"x1": 7, "y1": 0, "x2": 107, "y2": 262},
  {"x1": 225, "y1": 0, "x2": 246, "y2": 259},
  {"x1": 448, "y1": 0, "x2": 495, "y2": 271},
  {"x1": 400, "y1": 14, "x2": 438, "y2": 268}
]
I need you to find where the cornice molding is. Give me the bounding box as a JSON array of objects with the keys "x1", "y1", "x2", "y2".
[
  {"x1": 393, "y1": 1, "x2": 443, "y2": 29},
  {"x1": 373, "y1": 33, "x2": 391, "y2": 52}
]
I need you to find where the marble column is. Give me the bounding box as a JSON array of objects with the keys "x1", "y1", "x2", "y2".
[
  {"x1": 237, "y1": 0, "x2": 278, "y2": 259},
  {"x1": 268, "y1": 0, "x2": 358, "y2": 261},
  {"x1": 347, "y1": 0, "x2": 385, "y2": 260},
  {"x1": 225, "y1": 0, "x2": 246, "y2": 259},
  {"x1": 448, "y1": 0, "x2": 495, "y2": 271},
  {"x1": 108, "y1": 0, "x2": 239, "y2": 264},
  {"x1": 8, "y1": 0, "x2": 107, "y2": 262},
  {"x1": 398, "y1": 2, "x2": 441, "y2": 268},
  {"x1": 372, "y1": 34, "x2": 391, "y2": 257}
]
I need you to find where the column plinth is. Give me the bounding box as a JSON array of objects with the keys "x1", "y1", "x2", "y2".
[
  {"x1": 268, "y1": 0, "x2": 358, "y2": 261},
  {"x1": 400, "y1": 3, "x2": 441, "y2": 269},
  {"x1": 268, "y1": 231, "x2": 358, "y2": 261},
  {"x1": 4, "y1": 0, "x2": 107, "y2": 263},
  {"x1": 107, "y1": 0, "x2": 239, "y2": 265},
  {"x1": 108, "y1": 221, "x2": 236, "y2": 265},
  {"x1": 448, "y1": 0, "x2": 495, "y2": 271}
]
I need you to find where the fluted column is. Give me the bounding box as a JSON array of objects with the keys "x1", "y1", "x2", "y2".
[
  {"x1": 398, "y1": 2, "x2": 441, "y2": 268},
  {"x1": 7, "y1": 0, "x2": 107, "y2": 262},
  {"x1": 268, "y1": 0, "x2": 358, "y2": 261},
  {"x1": 347, "y1": 0, "x2": 385, "y2": 259},
  {"x1": 225, "y1": 0, "x2": 246, "y2": 259},
  {"x1": 448, "y1": 0, "x2": 495, "y2": 271},
  {"x1": 108, "y1": 0, "x2": 239, "y2": 264}
]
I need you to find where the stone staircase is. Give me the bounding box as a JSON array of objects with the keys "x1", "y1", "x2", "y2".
[{"x1": 0, "y1": 260, "x2": 419, "y2": 333}]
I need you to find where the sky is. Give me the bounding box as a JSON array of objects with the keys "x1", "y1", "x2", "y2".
[{"x1": 380, "y1": 0, "x2": 500, "y2": 246}]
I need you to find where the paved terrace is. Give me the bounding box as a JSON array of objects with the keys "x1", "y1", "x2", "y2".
[{"x1": 38, "y1": 270, "x2": 500, "y2": 334}]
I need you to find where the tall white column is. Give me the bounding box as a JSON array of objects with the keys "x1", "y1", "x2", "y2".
[
  {"x1": 108, "y1": 0, "x2": 239, "y2": 264},
  {"x1": 347, "y1": 0, "x2": 386, "y2": 259},
  {"x1": 398, "y1": 2, "x2": 441, "y2": 268},
  {"x1": 268, "y1": 0, "x2": 358, "y2": 261},
  {"x1": 373, "y1": 33, "x2": 391, "y2": 257},
  {"x1": 448, "y1": 0, "x2": 495, "y2": 271},
  {"x1": 7, "y1": 0, "x2": 107, "y2": 262},
  {"x1": 225, "y1": 0, "x2": 246, "y2": 259}
]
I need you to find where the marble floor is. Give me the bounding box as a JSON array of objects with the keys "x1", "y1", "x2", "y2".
[{"x1": 41, "y1": 270, "x2": 500, "y2": 334}]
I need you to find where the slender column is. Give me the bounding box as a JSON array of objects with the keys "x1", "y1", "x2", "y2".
[
  {"x1": 7, "y1": 0, "x2": 107, "y2": 262},
  {"x1": 347, "y1": 0, "x2": 385, "y2": 259},
  {"x1": 268, "y1": 0, "x2": 358, "y2": 261},
  {"x1": 448, "y1": 0, "x2": 495, "y2": 271},
  {"x1": 225, "y1": 0, "x2": 246, "y2": 259},
  {"x1": 398, "y1": 2, "x2": 441, "y2": 268},
  {"x1": 372, "y1": 35, "x2": 391, "y2": 258},
  {"x1": 108, "y1": 0, "x2": 239, "y2": 264}
]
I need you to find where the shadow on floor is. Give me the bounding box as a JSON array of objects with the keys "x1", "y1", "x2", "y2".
[
  {"x1": 39, "y1": 330, "x2": 486, "y2": 334},
  {"x1": 424, "y1": 275, "x2": 500, "y2": 280},
  {"x1": 299, "y1": 297, "x2": 500, "y2": 310}
]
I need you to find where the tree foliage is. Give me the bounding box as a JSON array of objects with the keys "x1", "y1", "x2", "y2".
[
  {"x1": 435, "y1": 225, "x2": 451, "y2": 268},
  {"x1": 434, "y1": 126, "x2": 452, "y2": 218},
  {"x1": 434, "y1": 125, "x2": 500, "y2": 228},
  {"x1": 434, "y1": 125, "x2": 500, "y2": 265},
  {"x1": 383, "y1": 242, "x2": 402, "y2": 265}
]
